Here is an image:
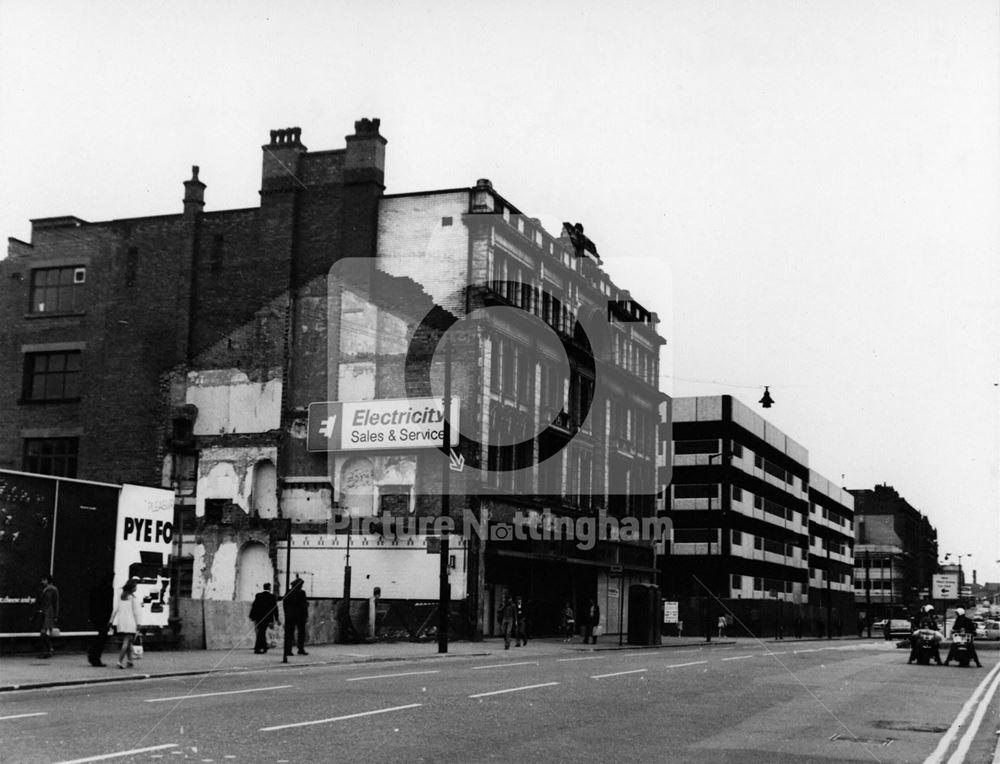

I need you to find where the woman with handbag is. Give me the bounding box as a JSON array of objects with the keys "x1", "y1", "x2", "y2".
[{"x1": 109, "y1": 578, "x2": 142, "y2": 669}]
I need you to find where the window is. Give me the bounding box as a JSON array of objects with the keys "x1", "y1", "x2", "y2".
[
  {"x1": 23, "y1": 437, "x2": 78, "y2": 477},
  {"x1": 24, "y1": 351, "x2": 81, "y2": 401},
  {"x1": 731, "y1": 486, "x2": 743, "y2": 501},
  {"x1": 125, "y1": 247, "x2": 139, "y2": 286},
  {"x1": 673, "y1": 528, "x2": 716, "y2": 543},
  {"x1": 731, "y1": 443, "x2": 743, "y2": 458},
  {"x1": 673, "y1": 439, "x2": 720, "y2": 455},
  {"x1": 30, "y1": 266, "x2": 86, "y2": 313},
  {"x1": 731, "y1": 574, "x2": 742, "y2": 589},
  {"x1": 673, "y1": 484, "x2": 717, "y2": 499},
  {"x1": 379, "y1": 485, "x2": 412, "y2": 518},
  {"x1": 731, "y1": 530, "x2": 742, "y2": 545}
]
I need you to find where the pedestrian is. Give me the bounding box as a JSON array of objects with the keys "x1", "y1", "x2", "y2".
[
  {"x1": 513, "y1": 595, "x2": 528, "y2": 647},
  {"x1": 37, "y1": 574, "x2": 60, "y2": 658},
  {"x1": 249, "y1": 583, "x2": 279, "y2": 654},
  {"x1": 497, "y1": 594, "x2": 516, "y2": 649},
  {"x1": 282, "y1": 577, "x2": 309, "y2": 656},
  {"x1": 794, "y1": 616, "x2": 803, "y2": 639},
  {"x1": 109, "y1": 578, "x2": 142, "y2": 669},
  {"x1": 776, "y1": 619, "x2": 784, "y2": 640},
  {"x1": 717, "y1": 615, "x2": 727, "y2": 639},
  {"x1": 677, "y1": 619, "x2": 684, "y2": 638},
  {"x1": 561, "y1": 601, "x2": 576, "y2": 642},
  {"x1": 87, "y1": 573, "x2": 114, "y2": 667},
  {"x1": 583, "y1": 599, "x2": 600, "y2": 644}
]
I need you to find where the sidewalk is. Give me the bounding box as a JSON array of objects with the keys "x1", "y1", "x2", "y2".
[{"x1": 0, "y1": 634, "x2": 892, "y2": 693}]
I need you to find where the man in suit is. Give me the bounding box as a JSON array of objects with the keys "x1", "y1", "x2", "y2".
[
  {"x1": 249, "y1": 583, "x2": 280, "y2": 654},
  {"x1": 282, "y1": 578, "x2": 309, "y2": 656}
]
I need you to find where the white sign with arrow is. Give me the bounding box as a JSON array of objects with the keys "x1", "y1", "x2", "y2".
[{"x1": 449, "y1": 448, "x2": 465, "y2": 472}]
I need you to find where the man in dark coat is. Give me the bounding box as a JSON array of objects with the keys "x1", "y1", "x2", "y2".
[
  {"x1": 282, "y1": 578, "x2": 309, "y2": 656},
  {"x1": 37, "y1": 574, "x2": 60, "y2": 658},
  {"x1": 944, "y1": 608, "x2": 983, "y2": 667},
  {"x1": 583, "y1": 598, "x2": 600, "y2": 644},
  {"x1": 87, "y1": 573, "x2": 114, "y2": 666},
  {"x1": 249, "y1": 583, "x2": 280, "y2": 654}
]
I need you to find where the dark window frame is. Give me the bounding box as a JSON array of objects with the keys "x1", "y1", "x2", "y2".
[
  {"x1": 23, "y1": 436, "x2": 79, "y2": 477},
  {"x1": 23, "y1": 350, "x2": 82, "y2": 401},
  {"x1": 29, "y1": 266, "x2": 87, "y2": 314}
]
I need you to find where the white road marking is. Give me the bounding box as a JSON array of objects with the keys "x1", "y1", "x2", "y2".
[
  {"x1": 664, "y1": 661, "x2": 708, "y2": 669},
  {"x1": 556, "y1": 656, "x2": 605, "y2": 662},
  {"x1": 591, "y1": 668, "x2": 648, "y2": 679},
  {"x1": 471, "y1": 661, "x2": 539, "y2": 670},
  {"x1": 345, "y1": 670, "x2": 440, "y2": 682},
  {"x1": 51, "y1": 744, "x2": 178, "y2": 763},
  {"x1": 924, "y1": 660, "x2": 1000, "y2": 764},
  {"x1": 146, "y1": 685, "x2": 292, "y2": 702},
  {"x1": 260, "y1": 703, "x2": 423, "y2": 732},
  {"x1": 469, "y1": 682, "x2": 559, "y2": 698},
  {"x1": 722, "y1": 655, "x2": 755, "y2": 661},
  {"x1": 0, "y1": 711, "x2": 47, "y2": 720}
]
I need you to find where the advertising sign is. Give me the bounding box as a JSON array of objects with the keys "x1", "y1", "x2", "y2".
[
  {"x1": 307, "y1": 397, "x2": 460, "y2": 452},
  {"x1": 0, "y1": 470, "x2": 118, "y2": 635},
  {"x1": 663, "y1": 600, "x2": 679, "y2": 624},
  {"x1": 932, "y1": 573, "x2": 959, "y2": 600},
  {"x1": 113, "y1": 484, "x2": 174, "y2": 629}
]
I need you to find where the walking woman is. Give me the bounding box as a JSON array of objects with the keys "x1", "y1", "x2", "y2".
[{"x1": 109, "y1": 578, "x2": 142, "y2": 669}]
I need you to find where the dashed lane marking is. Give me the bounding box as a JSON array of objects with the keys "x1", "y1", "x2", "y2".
[
  {"x1": 146, "y1": 685, "x2": 293, "y2": 702},
  {"x1": 591, "y1": 669, "x2": 648, "y2": 679},
  {"x1": 51, "y1": 744, "x2": 179, "y2": 763},
  {"x1": 469, "y1": 682, "x2": 559, "y2": 698},
  {"x1": 345, "y1": 670, "x2": 440, "y2": 682},
  {"x1": 722, "y1": 655, "x2": 755, "y2": 661},
  {"x1": 260, "y1": 703, "x2": 423, "y2": 732},
  {"x1": 556, "y1": 656, "x2": 605, "y2": 662},
  {"x1": 471, "y1": 661, "x2": 539, "y2": 670},
  {"x1": 663, "y1": 661, "x2": 708, "y2": 669},
  {"x1": 0, "y1": 711, "x2": 47, "y2": 720}
]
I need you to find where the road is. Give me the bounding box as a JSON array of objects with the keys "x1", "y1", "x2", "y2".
[{"x1": 1, "y1": 640, "x2": 997, "y2": 763}]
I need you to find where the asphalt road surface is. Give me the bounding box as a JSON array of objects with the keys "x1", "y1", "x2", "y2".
[{"x1": 1, "y1": 641, "x2": 997, "y2": 763}]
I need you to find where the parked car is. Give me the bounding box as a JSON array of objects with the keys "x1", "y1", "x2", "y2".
[
  {"x1": 982, "y1": 619, "x2": 1000, "y2": 641},
  {"x1": 882, "y1": 619, "x2": 912, "y2": 640}
]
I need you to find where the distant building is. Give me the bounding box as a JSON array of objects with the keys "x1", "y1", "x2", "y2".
[
  {"x1": 660, "y1": 395, "x2": 856, "y2": 638},
  {"x1": 850, "y1": 483, "x2": 938, "y2": 619}
]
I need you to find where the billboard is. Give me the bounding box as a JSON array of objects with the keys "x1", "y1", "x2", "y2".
[
  {"x1": 114, "y1": 484, "x2": 175, "y2": 629},
  {"x1": 307, "y1": 397, "x2": 460, "y2": 452},
  {"x1": 0, "y1": 470, "x2": 118, "y2": 635}
]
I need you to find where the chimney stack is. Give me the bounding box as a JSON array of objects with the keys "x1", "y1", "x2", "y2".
[
  {"x1": 183, "y1": 166, "x2": 205, "y2": 218},
  {"x1": 261, "y1": 127, "x2": 307, "y2": 194},
  {"x1": 344, "y1": 118, "x2": 386, "y2": 187}
]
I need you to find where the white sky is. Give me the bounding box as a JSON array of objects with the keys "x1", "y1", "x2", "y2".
[{"x1": 2, "y1": 1, "x2": 998, "y2": 584}]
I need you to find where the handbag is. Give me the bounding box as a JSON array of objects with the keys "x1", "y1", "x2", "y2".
[
  {"x1": 132, "y1": 633, "x2": 144, "y2": 659},
  {"x1": 49, "y1": 627, "x2": 61, "y2": 637},
  {"x1": 593, "y1": 624, "x2": 603, "y2": 637}
]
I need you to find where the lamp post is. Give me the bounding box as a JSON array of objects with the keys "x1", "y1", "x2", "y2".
[
  {"x1": 438, "y1": 339, "x2": 453, "y2": 654},
  {"x1": 705, "y1": 451, "x2": 726, "y2": 642}
]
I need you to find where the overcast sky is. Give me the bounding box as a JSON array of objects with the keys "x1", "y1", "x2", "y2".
[{"x1": 2, "y1": 2, "x2": 998, "y2": 584}]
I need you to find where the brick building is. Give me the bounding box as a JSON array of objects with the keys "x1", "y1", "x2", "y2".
[
  {"x1": 850, "y1": 483, "x2": 938, "y2": 621},
  {"x1": 1, "y1": 119, "x2": 667, "y2": 645}
]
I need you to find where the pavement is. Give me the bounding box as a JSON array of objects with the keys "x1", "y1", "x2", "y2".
[{"x1": 3, "y1": 633, "x2": 964, "y2": 693}]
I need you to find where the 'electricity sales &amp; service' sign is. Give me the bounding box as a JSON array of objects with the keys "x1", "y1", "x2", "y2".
[{"x1": 307, "y1": 397, "x2": 460, "y2": 452}]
